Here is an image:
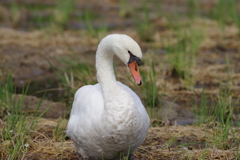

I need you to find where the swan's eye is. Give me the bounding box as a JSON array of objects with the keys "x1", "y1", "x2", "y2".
[{"x1": 135, "y1": 64, "x2": 138, "y2": 71}]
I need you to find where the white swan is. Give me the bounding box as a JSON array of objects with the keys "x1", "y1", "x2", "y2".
[{"x1": 66, "y1": 34, "x2": 150, "y2": 160}]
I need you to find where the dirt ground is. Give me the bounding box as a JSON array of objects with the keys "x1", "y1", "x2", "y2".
[{"x1": 0, "y1": 0, "x2": 240, "y2": 159}]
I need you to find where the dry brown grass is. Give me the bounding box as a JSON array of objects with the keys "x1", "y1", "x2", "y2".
[{"x1": 1, "y1": 118, "x2": 239, "y2": 159}]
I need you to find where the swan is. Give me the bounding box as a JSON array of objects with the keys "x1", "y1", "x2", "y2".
[{"x1": 66, "y1": 34, "x2": 150, "y2": 160}]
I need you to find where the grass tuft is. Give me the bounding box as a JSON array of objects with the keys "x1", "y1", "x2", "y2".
[{"x1": 0, "y1": 75, "x2": 49, "y2": 159}]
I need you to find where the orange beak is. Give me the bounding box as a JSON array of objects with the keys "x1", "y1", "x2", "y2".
[{"x1": 128, "y1": 61, "x2": 142, "y2": 85}]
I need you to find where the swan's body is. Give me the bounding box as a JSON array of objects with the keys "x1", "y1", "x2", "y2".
[{"x1": 67, "y1": 34, "x2": 150, "y2": 159}]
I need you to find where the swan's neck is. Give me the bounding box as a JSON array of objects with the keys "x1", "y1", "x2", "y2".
[
  {"x1": 95, "y1": 38, "x2": 139, "y2": 133},
  {"x1": 96, "y1": 43, "x2": 120, "y2": 95}
]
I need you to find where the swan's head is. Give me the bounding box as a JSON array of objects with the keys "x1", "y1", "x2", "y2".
[{"x1": 105, "y1": 34, "x2": 143, "y2": 85}]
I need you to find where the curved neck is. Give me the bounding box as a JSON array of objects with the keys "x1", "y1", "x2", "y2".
[
  {"x1": 95, "y1": 36, "x2": 139, "y2": 125},
  {"x1": 96, "y1": 43, "x2": 119, "y2": 95}
]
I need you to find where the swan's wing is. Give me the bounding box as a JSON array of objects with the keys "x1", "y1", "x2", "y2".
[
  {"x1": 117, "y1": 81, "x2": 150, "y2": 123},
  {"x1": 117, "y1": 82, "x2": 150, "y2": 149},
  {"x1": 67, "y1": 83, "x2": 104, "y2": 137}
]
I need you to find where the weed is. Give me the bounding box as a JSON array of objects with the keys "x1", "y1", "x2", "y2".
[
  {"x1": 134, "y1": 0, "x2": 153, "y2": 42},
  {"x1": 0, "y1": 75, "x2": 48, "y2": 159},
  {"x1": 193, "y1": 87, "x2": 214, "y2": 124},
  {"x1": 167, "y1": 26, "x2": 204, "y2": 89},
  {"x1": 226, "y1": 55, "x2": 233, "y2": 88},
  {"x1": 194, "y1": 85, "x2": 238, "y2": 150},
  {"x1": 187, "y1": 0, "x2": 197, "y2": 21},
  {"x1": 10, "y1": 1, "x2": 21, "y2": 28},
  {"x1": 51, "y1": 0, "x2": 75, "y2": 29},
  {"x1": 141, "y1": 61, "x2": 159, "y2": 108},
  {"x1": 49, "y1": 53, "x2": 96, "y2": 107},
  {"x1": 83, "y1": 10, "x2": 96, "y2": 36},
  {"x1": 212, "y1": 0, "x2": 240, "y2": 32},
  {"x1": 162, "y1": 134, "x2": 177, "y2": 149},
  {"x1": 83, "y1": 10, "x2": 108, "y2": 41},
  {"x1": 54, "y1": 118, "x2": 68, "y2": 142},
  {"x1": 0, "y1": 74, "x2": 14, "y2": 117},
  {"x1": 119, "y1": 0, "x2": 128, "y2": 18}
]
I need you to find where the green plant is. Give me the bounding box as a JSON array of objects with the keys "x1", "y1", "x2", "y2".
[
  {"x1": 119, "y1": 0, "x2": 128, "y2": 18},
  {"x1": 167, "y1": 26, "x2": 204, "y2": 89},
  {"x1": 134, "y1": 0, "x2": 153, "y2": 42},
  {"x1": 25, "y1": 4, "x2": 53, "y2": 30},
  {"x1": 212, "y1": 0, "x2": 240, "y2": 31},
  {"x1": 52, "y1": 0, "x2": 75, "y2": 28},
  {"x1": 0, "y1": 74, "x2": 48, "y2": 159},
  {"x1": 83, "y1": 10, "x2": 108, "y2": 41},
  {"x1": 141, "y1": 61, "x2": 158, "y2": 108},
  {"x1": 54, "y1": 118, "x2": 68, "y2": 142},
  {"x1": 187, "y1": 0, "x2": 197, "y2": 21},
  {"x1": 194, "y1": 85, "x2": 238, "y2": 149},
  {"x1": 0, "y1": 74, "x2": 14, "y2": 117},
  {"x1": 10, "y1": 1, "x2": 21, "y2": 28},
  {"x1": 193, "y1": 88, "x2": 215, "y2": 124},
  {"x1": 226, "y1": 55, "x2": 233, "y2": 88},
  {"x1": 83, "y1": 10, "x2": 96, "y2": 36},
  {"x1": 49, "y1": 53, "x2": 96, "y2": 107}
]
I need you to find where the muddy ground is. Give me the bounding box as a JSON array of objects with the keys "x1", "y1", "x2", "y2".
[{"x1": 0, "y1": 0, "x2": 240, "y2": 159}]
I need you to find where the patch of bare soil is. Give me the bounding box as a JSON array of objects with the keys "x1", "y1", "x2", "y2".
[{"x1": 0, "y1": 28, "x2": 98, "y2": 87}]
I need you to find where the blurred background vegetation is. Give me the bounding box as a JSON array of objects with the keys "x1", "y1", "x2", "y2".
[{"x1": 0, "y1": 0, "x2": 240, "y2": 159}]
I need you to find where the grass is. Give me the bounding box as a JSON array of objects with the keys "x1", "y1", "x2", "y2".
[
  {"x1": 166, "y1": 25, "x2": 204, "y2": 89},
  {"x1": 10, "y1": 1, "x2": 21, "y2": 28},
  {"x1": 51, "y1": 0, "x2": 75, "y2": 29},
  {"x1": 193, "y1": 87, "x2": 212, "y2": 124},
  {"x1": 190, "y1": 55, "x2": 239, "y2": 156},
  {"x1": 187, "y1": 0, "x2": 197, "y2": 21},
  {"x1": 49, "y1": 52, "x2": 97, "y2": 107},
  {"x1": 141, "y1": 61, "x2": 163, "y2": 125},
  {"x1": 213, "y1": 0, "x2": 240, "y2": 28},
  {"x1": 0, "y1": 75, "x2": 49, "y2": 159},
  {"x1": 83, "y1": 9, "x2": 108, "y2": 41},
  {"x1": 134, "y1": 0, "x2": 153, "y2": 42},
  {"x1": 119, "y1": 0, "x2": 128, "y2": 18},
  {"x1": 192, "y1": 86, "x2": 238, "y2": 150},
  {"x1": 141, "y1": 61, "x2": 158, "y2": 108}
]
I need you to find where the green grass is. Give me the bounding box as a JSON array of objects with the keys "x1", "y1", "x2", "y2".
[
  {"x1": 0, "y1": 75, "x2": 49, "y2": 159},
  {"x1": 166, "y1": 25, "x2": 204, "y2": 89},
  {"x1": 49, "y1": 52, "x2": 97, "y2": 107},
  {"x1": 193, "y1": 87, "x2": 213, "y2": 124},
  {"x1": 51, "y1": 0, "x2": 75, "y2": 29},
  {"x1": 82, "y1": 9, "x2": 108, "y2": 41},
  {"x1": 10, "y1": 1, "x2": 21, "y2": 28},
  {"x1": 83, "y1": 10, "x2": 97, "y2": 36},
  {"x1": 0, "y1": 74, "x2": 14, "y2": 117},
  {"x1": 209, "y1": 0, "x2": 240, "y2": 33},
  {"x1": 134, "y1": 0, "x2": 153, "y2": 42},
  {"x1": 141, "y1": 61, "x2": 158, "y2": 108},
  {"x1": 119, "y1": 0, "x2": 128, "y2": 18},
  {"x1": 193, "y1": 86, "x2": 239, "y2": 150},
  {"x1": 187, "y1": 0, "x2": 197, "y2": 21},
  {"x1": 190, "y1": 55, "x2": 239, "y2": 155},
  {"x1": 140, "y1": 61, "x2": 162, "y2": 125}
]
